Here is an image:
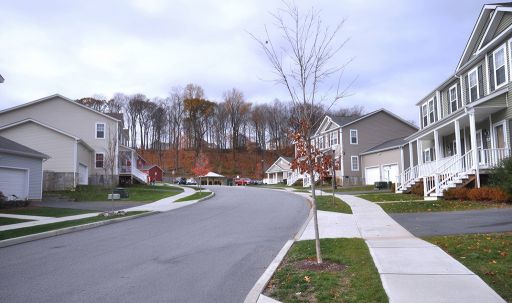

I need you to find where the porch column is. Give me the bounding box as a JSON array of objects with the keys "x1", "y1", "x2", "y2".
[
  {"x1": 409, "y1": 141, "x2": 414, "y2": 167},
  {"x1": 454, "y1": 119, "x2": 462, "y2": 156},
  {"x1": 469, "y1": 110, "x2": 481, "y2": 188},
  {"x1": 267, "y1": 173, "x2": 269, "y2": 182},
  {"x1": 434, "y1": 130, "x2": 441, "y2": 165},
  {"x1": 417, "y1": 139, "x2": 422, "y2": 164}
]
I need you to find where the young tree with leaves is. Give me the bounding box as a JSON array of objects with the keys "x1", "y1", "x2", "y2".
[{"x1": 252, "y1": 1, "x2": 351, "y2": 263}]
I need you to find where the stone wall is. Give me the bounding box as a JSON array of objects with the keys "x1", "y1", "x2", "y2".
[{"x1": 43, "y1": 171, "x2": 75, "y2": 191}]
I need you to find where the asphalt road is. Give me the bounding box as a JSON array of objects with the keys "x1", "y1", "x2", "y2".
[
  {"x1": 0, "y1": 187, "x2": 309, "y2": 303},
  {"x1": 391, "y1": 208, "x2": 512, "y2": 237}
]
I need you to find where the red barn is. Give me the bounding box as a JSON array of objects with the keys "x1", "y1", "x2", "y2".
[{"x1": 142, "y1": 165, "x2": 164, "y2": 182}]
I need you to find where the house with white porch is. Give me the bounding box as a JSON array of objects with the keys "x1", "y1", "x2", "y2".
[
  {"x1": 288, "y1": 109, "x2": 418, "y2": 187},
  {"x1": 0, "y1": 94, "x2": 155, "y2": 189},
  {"x1": 396, "y1": 3, "x2": 512, "y2": 199},
  {"x1": 265, "y1": 156, "x2": 292, "y2": 184}
]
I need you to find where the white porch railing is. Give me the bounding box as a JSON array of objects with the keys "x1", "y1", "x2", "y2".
[
  {"x1": 481, "y1": 148, "x2": 511, "y2": 168},
  {"x1": 132, "y1": 167, "x2": 148, "y2": 184},
  {"x1": 396, "y1": 156, "x2": 455, "y2": 191},
  {"x1": 287, "y1": 171, "x2": 302, "y2": 186}
]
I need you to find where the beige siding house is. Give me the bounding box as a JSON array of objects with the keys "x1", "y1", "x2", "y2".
[
  {"x1": 0, "y1": 94, "x2": 125, "y2": 189},
  {"x1": 360, "y1": 138, "x2": 409, "y2": 185}
]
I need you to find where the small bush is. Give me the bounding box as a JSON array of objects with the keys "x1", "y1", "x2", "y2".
[
  {"x1": 491, "y1": 156, "x2": 512, "y2": 195},
  {"x1": 443, "y1": 187, "x2": 470, "y2": 201},
  {"x1": 410, "y1": 182, "x2": 424, "y2": 196},
  {"x1": 467, "y1": 187, "x2": 509, "y2": 203}
]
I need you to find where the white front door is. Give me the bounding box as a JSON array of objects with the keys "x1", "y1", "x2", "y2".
[
  {"x1": 365, "y1": 167, "x2": 380, "y2": 185},
  {"x1": 0, "y1": 167, "x2": 28, "y2": 199},
  {"x1": 78, "y1": 164, "x2": 88, "y2": 185}
]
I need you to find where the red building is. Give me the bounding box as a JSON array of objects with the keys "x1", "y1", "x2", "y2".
[{"x1": 142, "y1": 165, "x2": 163, "y2": 182}]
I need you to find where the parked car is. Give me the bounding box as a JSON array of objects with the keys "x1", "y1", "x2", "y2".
[
  {"x1": 234, "y1": 178, "x2": 251, "y2": 186},
  {"x1": 174, "y1": 177, "x2": 187, "y2": 185},
  {"x1": 186, "y1": 178, "x2": 197, "y2": 185}
]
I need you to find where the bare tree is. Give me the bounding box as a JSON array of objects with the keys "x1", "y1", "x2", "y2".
[
  {"x1": 333, "y1": 105, "x2": 364, "y2": 117},
  {"x1": 103, "y1": 128, "x2": 118, "y2": 211},
  {"x1": 252, "y1": 1, "x2": 351, "y2": 263}
]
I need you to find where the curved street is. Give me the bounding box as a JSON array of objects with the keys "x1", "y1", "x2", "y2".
[{"x1": 0, "y1": 186, "x2": 309, "y2": 303}]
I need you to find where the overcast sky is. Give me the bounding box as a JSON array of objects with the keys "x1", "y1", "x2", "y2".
[{"x1": 0, "y1": 0, "x2": 491, "y2": 124}]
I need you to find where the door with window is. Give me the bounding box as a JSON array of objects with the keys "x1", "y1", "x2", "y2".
[{"x1": 476, "y1": 130, "x2": 485, "y2": 165}]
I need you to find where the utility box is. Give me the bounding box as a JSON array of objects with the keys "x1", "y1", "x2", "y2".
[
  {"x1": 107, "y1": 193, "x2": 121, "y2": 200},
  {"x1": 114, "y1": 188, "x2": 129, "y2": 198}
]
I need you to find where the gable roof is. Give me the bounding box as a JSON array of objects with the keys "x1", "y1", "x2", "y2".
[
  {"x1": 360, "y1": 137, "x2": 407, "y2": 155},
  {"x1": 203, "y1": 172, "x2": 225, "y2": 178},
  {"x1": 0, "y1": 118, "x2": 94, "y2": 151},
  {"x1": 341, "y1": 109, "x2": 418, "y2": 130},
  {"x1": 457, "y1": 3, "x2": 512, "y2": 72},
  {"x1": 0, "y1": 136, "x2": 48, "y2": 159},
  {"x1": 0, "y1": 94, "x2": 120, "y2": 122},
  {"x1": 142, "y1": 164, "x2": 163, "y2": 171},
  {"x1": 0, "y1": 74, "x2": 4, "y2": 83},
  {"x1": 265, "y1": 156, "x2": 292, "y2": 174}
]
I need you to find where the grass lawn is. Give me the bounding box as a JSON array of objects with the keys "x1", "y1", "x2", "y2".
[
  {"x1": 0, "y1": 206, "x2": 93, "y2": 217},
  {"x1": 379, "y1": 200, "x2": 512, "y2": 213},
  {"x1": 0, "y1": 217, "x2": 32, "y2": 226},
  {"x1": 45, "y1": 184, "x2": 183, "y2": 202},
  {"x1": 294, "y1": 189, "x2": 310, "y2": 193},
  {"x1": 357, "y1": 192, "x2": 423, "y2": 202},
  {"x1": 265, "y1": 238, "x2": 387, "y2": 303},
  {"x1": 315, "y1": 195, "x2": 352, "y2": 214},
  {"x1": 0, "y1": 211, "x2": 147, "y2": 241},
  {"x1": 425, "y1": 233, "x2": 512, "y2": 301},
  {"x1": 175, "y1": 191, "x2": 212, "y2": 202},
  {"x1": 322, "y1": 185, "x2": 376, "y2": 193}
]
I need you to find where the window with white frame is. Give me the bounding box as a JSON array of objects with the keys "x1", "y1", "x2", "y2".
[
  {"x1": 422, "y1": 104, "x2": 428, "y2": 128},
  {"x1": 428, "y1": 98, "x2": 435, "y2": 124},
  {"x1": 96, "y1": 123, "x2": 105, "y2": 139},
  {"x1": 423, "y1": 148, "x2": 432, "y2": 163},
  {"x1": 350, "y1": 129, "x2": 358, "y2": 144},
  {"x1": 468, "y1": 68, "x2": 478, "y2": 103},
  {"x1": 330, "y1": 131, "x2": 338, "y2": 146},
  {"x1": 449, "y1": 85, "x2": 458, "y2": 113},
  {"x1": 95, "y1": 153, "x2": 104, "y2": 168},
  {"x1": 493, "y1": 45, "x2": 507, "y2": 88},
  {"x1": 351, "y1": 156, "x2": 359, "y2": 171},
  {"x1": 318, "y1": 136, "x2": 325, "y2": 149}
]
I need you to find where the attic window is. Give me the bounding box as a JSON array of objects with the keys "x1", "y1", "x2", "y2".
[{"x1": 493, "y1": 45, "x2": 507, "y2": 88}]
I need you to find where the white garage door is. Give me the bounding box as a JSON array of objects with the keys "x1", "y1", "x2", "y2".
[
  {"x1": 0, "y1": 167, "x2": 28, "y2": 199},
  {"x1": 382, "y1": 164, "x2": 399, "y2": 183},
  {"x1": 365, "y1": 167, "x2": 381, "y2": 185},
  {"x1": 78, "y1": 164, "x2": 88, "y2": 185}
]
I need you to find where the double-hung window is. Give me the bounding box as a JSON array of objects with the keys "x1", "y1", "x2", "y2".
[
  {"x1": 449, "y1": 85, "x2": 458, "y2": 113},
  {"x1": 468, "y1": 68, "x2": 478, "y2": 103},
  {"x1": 422, "y1": 104, "x2": 428, "y2": 128},
  {"x1": 493, "y1": 45, "x2": 507, "y2": 88},
  {"x1": 351, "y1": 156, "x2": 359, "y2": 171},
  {"x1": 350, "y1": 129, "x2": 358, "y2": 144},
  {"x1": 330, "y1": 131, "x2": 338, "y2": 145},
  {"x1": 428, "y1": 99, "x2": 435, "y2": 124},
  {"x1": 96, "y1": 123, "x2": 105, "y2": 139},
  {"x1": 95, "y1": 153, "x2": 104, "y2": 168}
]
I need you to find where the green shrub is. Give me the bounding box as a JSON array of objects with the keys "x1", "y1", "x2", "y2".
[
  {"x1": 491, "y1": 156, "x2": 512, "y2": 195},
  {"x1": 467, "y1": 187, "x2": 509, "y2": 203}
]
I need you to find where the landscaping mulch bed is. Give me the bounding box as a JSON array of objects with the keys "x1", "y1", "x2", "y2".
[{"x1": 290, "y1": 258, "x2": 347, "y2": 272}]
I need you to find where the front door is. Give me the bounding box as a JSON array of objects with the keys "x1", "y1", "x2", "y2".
[{"x1": 476, "y1": 130, "x2": 486, "y2": 165}]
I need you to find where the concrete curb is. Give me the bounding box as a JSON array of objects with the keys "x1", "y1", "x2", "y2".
[
  {"x1": 243, "y1": 189, "x2": 314, "y2": 303},
  {"x1": 243, "y1": 240, "x2": 294, "y2": 303},
  {"x1": 195, "y1": 190, "x2": 215, "y2": 202},
  {"x1": 0, "y1": 211, "x2": 156, "y2": 249}
]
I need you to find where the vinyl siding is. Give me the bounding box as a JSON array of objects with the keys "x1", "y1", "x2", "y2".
[
  {"x1": 341, "y1": 111, "x2": 417, "y2": 178},
  {"x1": 0, "y1": 96, "x2": 119, "y2": 175},
  {"x1": 0, "y1": 153, "x2": 43, "y2": 200},
  {"x1": 361, "y1": 149, "x2": 402, "y2": 173},
  {"x1": 0, "y1": 122, "x2": 75, "y2": 172},
  {"x1": 76, "y1": 142, "x2": 93, "y2": 174},
  {"x1": 493, "y1": 12, "x2": 512, "y2": 39}
]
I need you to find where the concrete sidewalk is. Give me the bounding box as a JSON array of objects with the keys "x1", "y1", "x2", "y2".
[
  {"x1": 124, "y1": 186, "x2": 200, "y2": 212},
  {"x1": 339, "y1": 194, "x2": 505, "y2": 303},
  {"x1": 0, "y1": 213, "x2": 99, "y2": 231}
]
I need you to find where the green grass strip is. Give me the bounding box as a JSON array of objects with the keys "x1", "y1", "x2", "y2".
[
  {"x1": 357, "y1": 192, "x2": 423, "y2": 202},
  {"x1": 0, "y1": 207, "x2": 93, "y2": 217},
  {"x1": 0, "y1": 217, "x2": 32, "y2": 226},
  {"x1": 175, "y1": 191, "x2": 212, "y2": 202},
  {"x1": 0, "y1": 211, "x2": 147, "y2": 241},
  {"x1": 379, "y1": 200, "x2": 512, "y2": 213},
  {"x1": 315, "y1": 195, "x2": 352, "y2": 214},
  {"x1": 265, "y1": 238, "x2": 387, "y2": 303}
]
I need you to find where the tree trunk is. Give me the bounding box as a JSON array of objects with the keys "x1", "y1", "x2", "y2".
[{"x1": 308, "y1": 150, "x2": 322, "y2": 264}]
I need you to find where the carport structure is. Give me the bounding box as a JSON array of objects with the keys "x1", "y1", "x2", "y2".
[{"x1": 201, "y1": 172, "x2": 227, "y2": 185}]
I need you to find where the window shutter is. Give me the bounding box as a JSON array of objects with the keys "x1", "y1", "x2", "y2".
[
  {"x1": 464, "y1": 76, "x2": 469, "y2": 104},
  {"x1": 488, "y1": 54, "x2": 495, "y2": 92},
  {"x1": 457, "y1": 83, "x2": 462, "y2": 108},
  {"x1": 478, "y1": 65, "x2": 484, "y2": 98},
  {"x1": 433, "y1": 96, "x2": 438, "y2": 121},
  {"x1": 420, "y1": 106, "x2": 424, "y2": 128}
]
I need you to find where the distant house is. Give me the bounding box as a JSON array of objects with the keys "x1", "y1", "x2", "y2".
[
  {"x1": 0, "y1": 94, "x2": 155, "y2": 190},
  {"x1": 0, "y1": 136, "x2": 48, "y2": 200},
  {"x1": 265, "y1": 156, "x2": 293, "y2": 185},
  {"x1": 142, "y1": 165, "x2": 163, "y2": 182},
  {"x1": 290, "y1": 109, "x2": 418, "y2": 187}
]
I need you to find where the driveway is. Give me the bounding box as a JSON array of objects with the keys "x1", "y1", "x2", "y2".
[
  {"x1": 0, "y1": 186, "x2": 309, "y2": 303},
  {"x1": 390, "y1": 208, "x2": 512, "y2": 237}
]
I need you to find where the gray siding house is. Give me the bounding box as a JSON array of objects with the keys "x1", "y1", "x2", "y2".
[
  {"x1": 289, "y1": 109, "x2": 417, "y2": 187},
  {"x1": 0, "y1": 136, "x2": 48, "y2": 200},
  {"x1": 397, "y1": 3, "x2": 512, "y2": 199}
]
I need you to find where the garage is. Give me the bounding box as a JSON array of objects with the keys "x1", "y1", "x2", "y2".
[
  {"x1": 365, "y1": 166, "x2": 381, "y2": 185},
  {"x1": 382, "y1": 164, "x2": 399, "y2": 183},
  {"x1": 0, "y1": 167, "x2": 28, "y2": 199},
  {"x1": 0, "y1": 136, "x2": 48, "y2": 200}
]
